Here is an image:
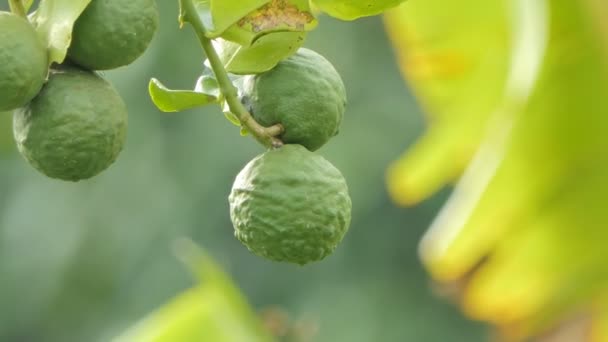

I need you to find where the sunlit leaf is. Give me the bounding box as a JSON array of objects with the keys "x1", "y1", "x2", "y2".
[
  {"x1": 149, "y1": 78, "x2": 218, "y2": 113},
  {"x1": 220, "y1": 0, "x2": 317, "y2": 46},
  {"x1": 23, "y1": 0, "x2": 35, "y2": 11},
  {"x1": 384, "y1": 0, "x2": 512, "y2": 204},
  {"x1": 114, "y1": 240, "x2": 273, "y2": 342},
  {"x1": 461, "y1": 173, "x2": 608, "y2": 337},
  {"x1": 188, "y1": 0, "x2": 270, "y2": 37},
  {"x1": 223, "y1": 111, "x2": 241, "y2": 127},
  {"x1": 187, "y1": 1, "x2": 313, "y2": 75},
  {"x1": 9, "y1": 0, "x2": 35, "y2": 13},
  {"x1": 312, "y1": 0, "x2": 407, "y2": 20},
  {"x1": 592, "y1": 297, "x2": 608, "y2": 342},
  {"x1": 212, "y1": 32, "x2": 306, "y2": 75},
  {"x1": 34, "y1": 0, "x2": 93, "y2": 66},
  {"x1": 390, "y1": 0, "x2": 608, "y2": 338}
]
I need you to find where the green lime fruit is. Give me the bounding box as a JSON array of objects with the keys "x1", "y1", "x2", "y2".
[
  {"x1": 312, "y1": 0, "x2": 406, "y2": 20},
  {"x1": 68, "y1": 0, "x2": 159, "y2": 70},
  {"x1": 229, "y1": 144, "x2": 352, "y2": 265},
  {"x1": 0, "y1": 12, "x2": 47, "y2": 111},
  {"x1": 13, "y1": 68, "x2": 127, "y2": 181},
  {"x1": 240, "y1": 48, "x2": 347, "y2": 151}
]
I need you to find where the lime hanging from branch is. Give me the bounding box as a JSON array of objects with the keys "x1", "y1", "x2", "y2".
[
  {"x1": 239, "y1": 48, "x2": 347, "y2": 151},
  {"x1": 68, "y1": 0, "x2": 160, "y2": 70},
  {"x1": 0, "y1": 12, "x2": 47, "y2": 111},
  {"x1": 13, "y1": 68, "x2": 128, "y2": 181},
  {"x1": 229, "y1": 144, "x2": 352, "y2": 265}
]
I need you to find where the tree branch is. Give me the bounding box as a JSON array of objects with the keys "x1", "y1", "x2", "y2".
[{"x1": 179, "y1": 0, "x2": 284, "y2": 148}]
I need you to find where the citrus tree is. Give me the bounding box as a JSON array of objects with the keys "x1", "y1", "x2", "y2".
[
  {"x1": 1, "y1": 0, "x2": 405, "y2": 340},
  {"x1": 2, "y1": 0, "x2": 607, "y2": 341},
  {"x1": 1, "y1": 0, "x2": 400, "y2": 265}
]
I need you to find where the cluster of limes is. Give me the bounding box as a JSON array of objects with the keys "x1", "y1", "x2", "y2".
[
  {"x1": 2, "y1": 0, "x2": 351, "y2": 264},
  {"x1": 1, "y1": 0, "x2": 158, "y2": 181},
  {"x1": 229, "y1": 48, "x2": 352, "y2": 265}
]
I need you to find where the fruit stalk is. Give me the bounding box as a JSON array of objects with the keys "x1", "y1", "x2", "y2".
[
  {"x1": 179, "y1": 0, "x2": 284, "y2": 148},
  {"x1": 8, "y1": 0, "x2": 26, "y2": 17}
]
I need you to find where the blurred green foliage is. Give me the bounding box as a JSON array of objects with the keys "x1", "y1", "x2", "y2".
[
  {"x1": 115, "y1": 241, "x2": 273, "y2": 342},
  {"x1": 0, "y1": 1, "x2": 484, "y2": 341}
]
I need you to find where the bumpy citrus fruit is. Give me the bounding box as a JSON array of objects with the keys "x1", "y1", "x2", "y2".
[
  {"x1": 229, "y1": 144, "x2": 352, "y2": 265},
  {"x1": 68, "y1": 0, "x2": 159, "y2": 70},
  {"x1": 312, "y1": 0, "x2": 406, "y2": 20},
  {"x1": 240, "y1": 48, "x2": 347, "y2": 151},
  {"x1": 0, "y1": 12, "x2": 47, "y2": 111},
  {"x1": 13, "y1": 68, "x2": 127, "y2": 181}
]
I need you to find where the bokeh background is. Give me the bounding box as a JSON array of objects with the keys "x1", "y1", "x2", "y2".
[{"x1": 0, "y1": 2, "x2": 487, "y2": 341}]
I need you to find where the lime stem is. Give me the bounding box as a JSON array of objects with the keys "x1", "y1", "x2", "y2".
[
  {"x1": 9, "y1": 0, "x2": 26, "y2": 18},
  {"x1": 178, "y1": 0, "x2": 284, "y2": 148}
]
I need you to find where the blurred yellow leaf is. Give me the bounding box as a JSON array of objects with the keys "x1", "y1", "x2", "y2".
[
  {"x1": 387, "y1": 0, "x2": 608, "y2": 339},
  {"x1": 593, "y1": 295, "x2": 608, "y2": 342},
  {"x1": 384, "y1": 0, "x2": 511, "y2": 204}
]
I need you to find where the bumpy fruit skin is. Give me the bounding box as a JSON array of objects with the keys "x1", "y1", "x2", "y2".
[
  {"x1": 0, "y1": 12, "x2": 47, "y2": 111},
  {"x1": 312, "y1": 0, "x2": 406, "y2": 20},
  {"x1": 229, "y1": 144, "x2": 352, "y2": 265},
  {"x1": 13, "y1": 68, "x2": 127, "y2": 181},
  {"x1": 240, "y1": 48, "x2": 347, "y2": 151},
  {"x1": 68, "y1": 0, "x2": 159, "y2": 70}
]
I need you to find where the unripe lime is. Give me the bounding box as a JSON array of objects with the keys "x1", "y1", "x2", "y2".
[
  {"x1": 240, "y1": 48, "x2": 347, "y2": 151},
  {"x1": 0, "y1": 12, "x2": 47, "y2": 111},
  {"x1": 13, "y1": 68, "x2": 127, "y2": 181},
  {"x1": 229, "y1": 144, "x2": 352, "y2": 265},
  {"x1": 68, "y1": 0, "x2": 159, "y2": 70}
]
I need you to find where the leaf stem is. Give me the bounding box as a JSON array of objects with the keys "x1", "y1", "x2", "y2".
[
  {"x1": 8, "y1": 0, "x2": 26, "y2": 18},
  {"x1": 179, "y1": 0, "x2": 284, "y2": 148}
]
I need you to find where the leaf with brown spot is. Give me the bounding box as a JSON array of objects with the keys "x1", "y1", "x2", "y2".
[{"x1": 220, "y1": 0, "x2": 317, "y2": 46}]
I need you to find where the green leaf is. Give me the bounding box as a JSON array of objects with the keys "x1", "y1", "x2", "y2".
[
  {"x1": 184, "y1": 1, "x2": 313, "y2": 75},
  {"x1": 312, "y1": 0, "x2": 407, "y2": 20},
  {"x1": 23, "y1": 0, "x2": 35, "y2": 12},
  {"x1": 219, "y1": 0, "x2": 317, "y2": 46},
  {"x1": 9, "y1": 0, "x2": 35, "y2": 14},
  {"x1": 187, "y1": 0, "x2": 270, "y2": 37},
  {"x1": 149, "y1": 78, "x2": 218, "y2": 113},
  {"x1": 34, "y1": 0, "x2": 93, "y2": 66},
  {"x1": 114, "y1": 240, "x2": 273, "y2": 342},
  {"x1": 212, "y1": 32, "x2": 306, "y2": 74}
]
